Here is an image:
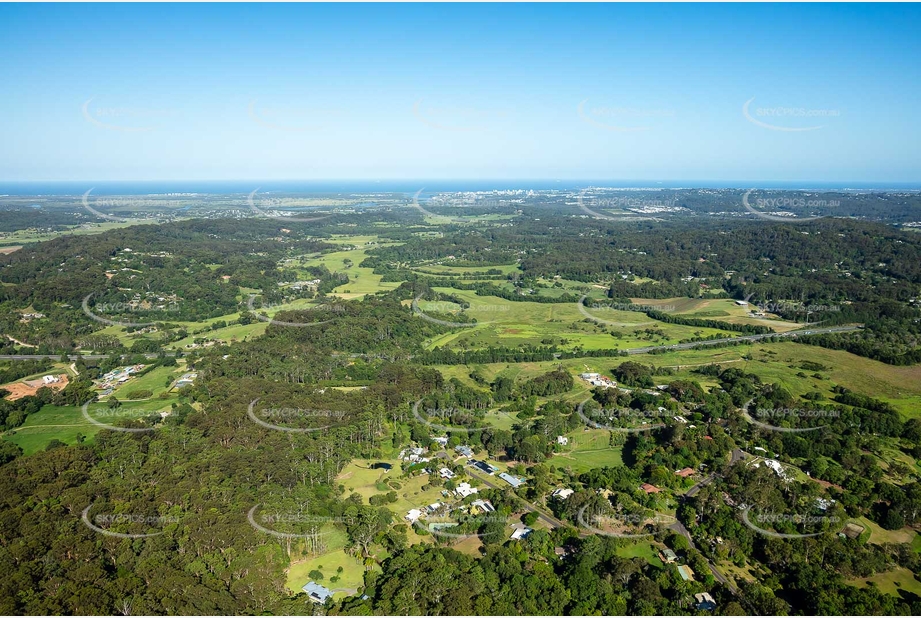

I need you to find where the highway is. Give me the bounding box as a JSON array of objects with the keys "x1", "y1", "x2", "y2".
[{"x1": 627, "y1": 325, "x2": 861, "y2": 355}]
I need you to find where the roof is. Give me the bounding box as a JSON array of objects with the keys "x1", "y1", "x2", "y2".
[
  {"x1": 677, "y1": 565, "x2": 695, "y2": 581},
  {"x1": 640, "y1": 483, "x2": 662, "y2": 493},
  {"x1": 675, "y1": 467, "x2": 695, "y2": 477},
  {"x1": 510, "y1": 526, "x2": 533, "y2": 540},
  {"x1": 302, "y1": 581, "x2": 333, "y2": 603},
  {"x1": 498, "y1": 472, "x2": 524, "y2": 488}
]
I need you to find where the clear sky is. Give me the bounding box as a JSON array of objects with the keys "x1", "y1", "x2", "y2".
[{"x1": 1, "y1": 2, "x2": 919, "y2": 183}]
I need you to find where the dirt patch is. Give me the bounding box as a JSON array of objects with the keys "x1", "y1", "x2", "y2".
[
  {"x1": 3, "y1": 374, "x2": 69, "y2": 401},
  {"x1": 0, "y1": 246, "x2": 22, "y2": 255}
]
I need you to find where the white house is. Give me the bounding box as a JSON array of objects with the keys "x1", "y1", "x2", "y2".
[
  {"x1": 510, "y1": 526, "x2": 533, "y2": 540},
  {"x1": 551, "y1": 488, "x2": 574, "y2": 500},
  {"x1": 455, "y1": 482, "x2": 478, "y2": 498},
  {"x1": 557, "y1": 435, "x2": 569, "y2": 446},
  {"x1": 405, "y1": 509, "x2": 423, "y2": 523}
]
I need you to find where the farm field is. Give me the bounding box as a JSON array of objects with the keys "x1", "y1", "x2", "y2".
[
  {"x1": 4, "y1": 397, "x2": 176, "y2": 454},
  {"x1": 616, "y1": 542, "x2": 664, "y2": 568}
]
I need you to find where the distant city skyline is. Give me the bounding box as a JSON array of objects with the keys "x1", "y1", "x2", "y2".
[{"x1": 1, "y1": 3, "x2": 919, "y2": 182}]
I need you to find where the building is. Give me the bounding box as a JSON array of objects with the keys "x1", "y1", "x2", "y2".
[
  {"x1": 675, "y1": 467, "x2": 695, "y2": 478},
  {"x1": 302, "y1": 581, "x2": 333, "y2": 604},
  {"x1": 471, "y1": 460, "x2": 498, "y2": 475},
  {"x1": 556, "y1": 435, "x2": 569, "y2": 446},
  {"x1": 471, "y1": 499, "x2": 495, "y2": 513},
  {"x1": 426, "y1": 502, "x2": 442, "y2": 514},
  {"x1": 694, "y1": 592, "x2": 716, "y2": 611},
  {"x1": 659, "y1": 548, "x2": 678, "y2": 563},
  {"x1": 640, "y1": 483, "x2": 662, "y2": 494},
  {"x1": 455, "y1": 482, "x2": 478, "y2": 498},
  {"x1": 499, "y1": 472, "x2": 525, "y2": 488},
  {"x1": 510, "y1": 526, "x2": 533, "y2": 540},
  {"x1": 439, "y1": 467, "x2": 456, "y2": 480},
  {"x1": 735, "y1": 300, "x2": 749, "y2": 306},
  {"x1": 433, "y1": 436, "x2": 449, "y2": 447},
  {"x1": 455, "y1": 445, "x2": 473, "y2": 458},
  {"x1": 551, "y1": 488, "x2": 574, "y2": 500},
  {"x1": 677, "y1": 565, "x2": 695, "y2": 581},
  {"x1": 405, "y1": 509, "x2": 423, "y2": 523}
]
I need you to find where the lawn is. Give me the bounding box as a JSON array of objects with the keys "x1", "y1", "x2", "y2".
[
  {"x1": 616, "y1": 542, "x2": 664, "y2": 567},
  {"x1": 553, "y1": 429, "x2": 624, "y2": 473},
  {"x1": 4, "y1": 398, "x2": 175, "y2": 454},
  {"x1": 850, "y1": 567, "x2": 921, "y2": 598},
  {"x1": 286, "y1": 549, "x2": 368, "y2": 597}
]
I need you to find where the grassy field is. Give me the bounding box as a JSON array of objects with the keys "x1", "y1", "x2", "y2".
[
  {"x1": 4, "y1": 397, "x2": 176, "y2": 454},
  {"x1": 295, "y1": 240, "x2": 402, "y2": 299},
  {"x1": 553, "y1": 429, "x2": 624, "y2": 473},
  {"x1": 616, "y1": 542, "x2": 664, "y2": 567},
  {"x1": 336, "y1": 458, "x2": 447, "y2": 517},
  {"x1": 286, "y1": 549, "x2": 368, "y2": 597},
  {"x1": 850, "y1": 567, "x2": 921, "y2": 598}
]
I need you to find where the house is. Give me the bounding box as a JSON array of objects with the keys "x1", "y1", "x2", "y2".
[
  {"x1": 557, "y1": 435, "x2": 569, "y2": 446},
  {"x1": 471, "y1": 499, "x2": 495, "y2": 513},
  {"x1": 405, "y1": 509, "x2": 423, "y2": 523},
  {"x1": 694, "y1": 592, "x2": 716, "y2": 611},
  {"x1": 554, "y1": 546, "x2": 570, "y2": 558},
  {"x1": 675, "y1": 467, "x2": 695, "y2": 478},
  {"x1": 551, "y1": 488, "x2": 574, "y2": 500},
  {"x1": 677, "y1": 565, "x2": 695, "y2": 581},
  {"x1": 433, "y1": 436, "x2": 449, "y2": 447},
  {"x1": 455, "y1": 445, "x2": 473, "y2": 458},
  {"x1": 674, "y1": 415, "x2": 688, "y2": 424},
  {"x1": 41, "y1": 375, "x2": 60, "y2": 384},
  {"x1": 499, "y1": 472, "x2": 525, "y2": 488},
  {"x1": 471, "y1": 460, "x2": 498, "y2": 475},
  {"x1": 640, "y1": 483, "x2": 661, "y2": 494},
  {"x1": 426, "y1": 502, "x2": 442, "y2": 514},
  {"x1": 735, "y1": 300, "x2": 749, "y2": 306},
  {"x1": 510, "y1": 526, "x2": 533, "y2": 540},
  {"x1": 659, "y1": 548, "x2": 678, "y2": 564},
  {"x1": 439, "y1": 467, "x2": 456, "y2": 480},
  {"x1": 455, "y1": 482, "x2": 478, "y2": 498},
  {"x1": 302, "y1": 581, "x2": 333, "y2": 604}
]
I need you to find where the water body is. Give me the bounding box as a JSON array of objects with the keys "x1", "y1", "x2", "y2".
[{"x1": 1, "y1": 179, "x2": 920, "y2": 196}]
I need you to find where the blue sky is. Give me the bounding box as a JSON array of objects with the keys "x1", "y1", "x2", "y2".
[{"x1": 1, "y1": 3, "x2": 919, "y2": 183}]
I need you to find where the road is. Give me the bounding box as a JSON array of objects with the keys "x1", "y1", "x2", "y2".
[
  {"x1": 672, "y1": 448, "x2": 748, "y2": 596},
  {"x1": 463, "y1": 463, "x2": 567, "y2": 530},
  {"x1": 627, "y1": 325, "x2": 861, "y2": 355},
  {"x1": 0, "y1": 352, "x2": 172, "y2": 361}
]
